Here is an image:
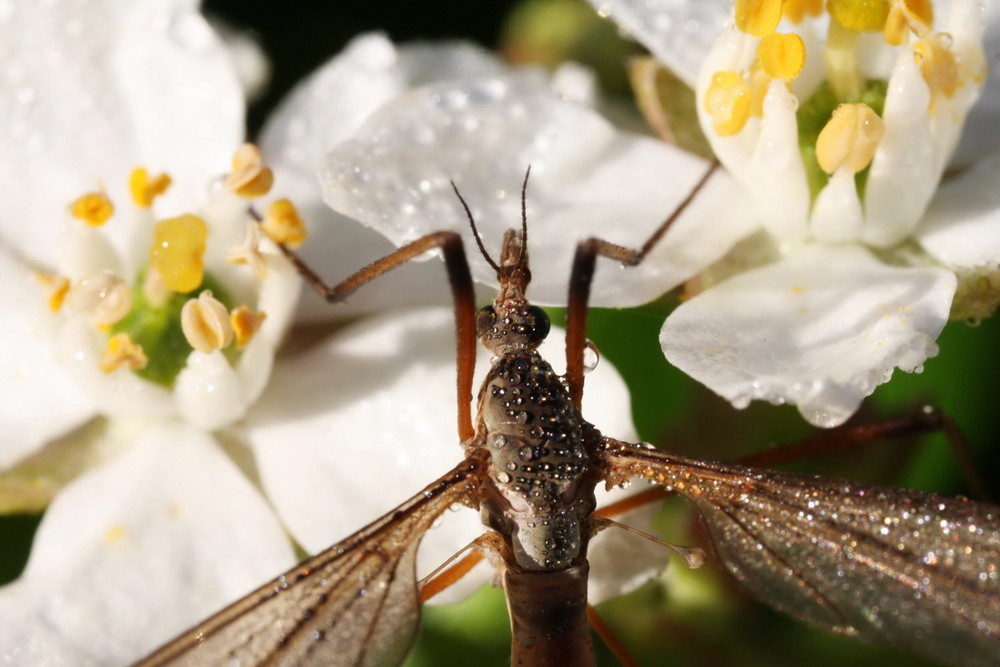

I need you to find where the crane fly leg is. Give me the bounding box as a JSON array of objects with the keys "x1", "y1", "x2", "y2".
[
  {"x1": 586, "y1": 604, "x2": 640, "y2": 667},
  {"x1": 419, "y1": 551, "x2": 486, "y2": 603},
  {"x1": 274, "y1": 231, "x2": 477, "y2": 440},
  {"x1": 565, "y1": 162, "x2": 719, "y2": 407},
  {"x1": 738, "y1": 407, "x2": 990, "y2": 501}
]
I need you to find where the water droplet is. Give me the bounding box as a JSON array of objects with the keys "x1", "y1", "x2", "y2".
[
  {"x1": 519, "y1": 446, "x2": 535, "y2": 461},
  {"x1": 582, "y1": 341, "x2": 600, "y2": 373},
  {"x1": 498, "y1": 471, "x2": 512, "y2": 484}
]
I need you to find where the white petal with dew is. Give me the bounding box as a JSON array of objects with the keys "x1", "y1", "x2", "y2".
[
  {"x1": 584, "y1": 0, "x2": 733, "y2": 88},
  {"x1": 321, "y1": 74, "x2": 744, "y2": 306},
  {"x1": 750, "y1": 80, "x2": 810, "y2": 243},
  {"x1": 810, "y1": 168, "x2": 863, "y2": 243},
  {"x1": 952, "y1": 1, "x2": 1000, "y2": 168},
  {"x1": 261, "y1": 34, "x2": 503, "y2": 322},
  {"x1": 917, "y1": 149, "x2": 1000, "y2": 268},
  {"x1": 863, "y1": 44, "x2": 936, "y2": 248},
  {"x1": 174, "y1": 350, "x2": 248, "y2": 430},
  {"x1": 0, "y1": 247, "x2": 93, "y2": 468},
  {"x1": 0, "y1": 423, "x2": 295, "y2": 665},
  {"x1": 0, "y1": 0, "x2": 243, "y2": 264},
  {"x1": 248, "y1": 306, "x2": 657, "y2": 603},
  {"x1": 662, "y1": 244, "x2": 955, "y2": 427}
]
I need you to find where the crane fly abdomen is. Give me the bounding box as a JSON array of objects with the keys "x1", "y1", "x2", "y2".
[
  {"x1": 503, "y1": 563, "x2": 595, "y2": 667},
  {"x1": 478, "y1": 350, "x2": 601, "y2": 571}
]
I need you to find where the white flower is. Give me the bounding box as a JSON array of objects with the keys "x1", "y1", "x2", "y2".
[
  {"x1": 0, "y1": 10, "x2": 664, "y2": 663},
  {"x1": 591, "y1": 0, "x2": 1000, "y2": 426}
]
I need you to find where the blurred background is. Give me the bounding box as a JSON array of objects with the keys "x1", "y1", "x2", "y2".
[{"x1": 4, "y1": 1, "x2": 998, "y2": 665}]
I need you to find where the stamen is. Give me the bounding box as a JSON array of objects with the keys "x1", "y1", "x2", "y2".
[
  {"x1": 783, "y1": 0, "x2": 823, "y2": 23},
  {"x1": 827, "y1": 0, "x2": 890, "y2": 32},
  {"x1": 748, "y1": 62, "x2": 771, "y2": 117},
  {"x1": 68, "y1": 270, "x2": 133, "y2": 326},
  {"x1": 815, "y1": 102, "x2": 885, "y2": 174},
  {"x1": 149, "y1": 214, "x2": 208, "y2": 293},
  {"x1": 231, "y1": 305, "x2": 266, "y2": 349},
  {"x1": 228, "y1": 220, "x2": 269, "y2": 280},
  {"x1": 704, "y1": 71, "x2": 752, "y2": 136},
  {"x1": 70, "y1": 192, "x2": 114, "y2": 227},
  {"x1": 223, "y1": 143, "x2": 274, "y2": 199},
  {"x1": 885, "y1": 0, "x2": 933, "y2": 45},
  {"x1": 99, "y1": 333, "x2": 148, "y2": 373},
  {"x1": 914, "y1": 34, "x2": 960, "y2": 106},
  {"x1": 261, "y1": 199, "x2": 308, "y2": 247},
  {"x1": 129, "y1": 167, "x2": 173, "y2": 208},
  {"x1": 181, "y1": 290, "x2": 234, "y2": 353},
  {"x1": 36, "y1": 273, "x2": 71, "y2": 312},
  {"x1": 758, "y1": 32, "x2": 807, "y2": 80},
  {"x1": 142, "y1": 267, "x2": 171, "y2": 308},
  {"x1": 735, "y1": 0, "x2": 783, "y2": 37}
]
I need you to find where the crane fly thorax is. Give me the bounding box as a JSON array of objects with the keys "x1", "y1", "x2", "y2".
[{"x1": 476, "y1": 350, "x2": 600, "y2": 571}]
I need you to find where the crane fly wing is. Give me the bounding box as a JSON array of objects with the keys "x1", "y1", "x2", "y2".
[
  {"x1": 137, "y1": 457, "x2": 484, "y2": 667},
  {"x1": 600, "y1": 439, "x2": 1000, "y2": 666}
]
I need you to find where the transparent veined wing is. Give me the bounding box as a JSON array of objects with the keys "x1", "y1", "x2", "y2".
[
  {"x1": 137, "y1": 457, "x2": 484, "y2": 667},
  {"x1": 600, "y1": 439, "x2": 1000, "y2": 666}
]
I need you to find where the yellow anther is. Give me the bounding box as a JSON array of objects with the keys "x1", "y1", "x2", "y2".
[
  {"x1": 36, "y1": 273, "x2": 71, "y2": 312},
  {"x1": 181, "y1": 290, "x2": 234, "y2": 353},
  {"x1": 99, "y1": 333, "x2": 148, "y2": 373},
  {"x1": 70, "y1": 192, "x2": 114, "y2": 227},
  {"x1": 758, "y1": 32, "x2": 806, "y2": 80},
  {"x1": 703, "y1": 71, "x2": 752, "y2": 136},
  {"x1": 914, "y1": 35, "x2": 960, "y2": 104},
  {"x1": 230, "y1": 305, "x2": 267, "y2": 349},
  {"x1": 828, "y1": 0, "x2": 890, "y2": 32},
  {"x1": 261, "y1": 199, "x2": 308, "y2": 247},
  {"x1": 735, "y1": 0, "x2": 783, "y2": 37},
  {"x1": 129, "y1": 167, "x2": 173, "y2": 208},
  {"x1": 815, "y1": 103, "x2": 886, "y2": 174},
  {"x1": 68, "y1": 270, "x2": 133, "y2": 326},
  {"x1": 150, "y1": 214, "x2": 208, "y2": 294},
  {"x1": 224, "y1": 143, "x2": 274, "y2": 199},
  {"x1": 783, "y1": 0, "x2": 823, "y2": 23}
]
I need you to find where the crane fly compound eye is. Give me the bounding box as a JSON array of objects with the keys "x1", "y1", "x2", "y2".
[{"x1": 528, "y1": 306, "x2": 550, "y2": 341}]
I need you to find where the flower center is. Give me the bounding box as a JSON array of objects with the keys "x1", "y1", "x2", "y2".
[{"x1": 47, "y1": 144, "x2": 288, "y2": 388}]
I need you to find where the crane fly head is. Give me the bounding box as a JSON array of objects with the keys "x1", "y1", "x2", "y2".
[{"x1": 451, "y1": 168, "x2": 549, "y2": 355}]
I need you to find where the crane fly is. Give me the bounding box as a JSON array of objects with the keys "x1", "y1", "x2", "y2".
[{"x1": 138, "y1": 166, "x2": 1000, "y2": 666}]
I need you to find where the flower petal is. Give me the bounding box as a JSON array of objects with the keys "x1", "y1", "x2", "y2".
[
  {"x1": 261, "y1": 34, "x2": 504, "y2": 321},
  {"x1": 662, "y1": 244, "x2": 956, "y2": 427},
  {"x1": 0, "y1": 423, "x2": 295, "y2": 664},
  {"x1": 0, "y1": 246, "x2": 94, "y2": 468},
  {"x1": 174, "y1": 351, "x2": 248, "y2": 429},
  {"x1": 584, "y1": 0, "x2": 733, "y2": 88},
  {"x1": 247, "y1": 306, "x2": 652, "y2": 602},
  {"x1": 321, "y1": 74, "x2": 750, "y2": 307},
  {"x1": 0, "y1": 0, "x2": 243, "y2": 266},
  {"x1": 947, "y1": 0, "x2": 1000, "y2": 168},
  {"x1": 917, "y1": 148, "x2": 1000, "y2": 268}
]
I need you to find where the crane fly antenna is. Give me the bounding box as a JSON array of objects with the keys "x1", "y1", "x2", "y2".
[
  {"x1": 518, "y1": 165, "x2": 531, "y2": 270},
  {"x1": 451, "y1": 180, "x2": 502, "y2": 275}
]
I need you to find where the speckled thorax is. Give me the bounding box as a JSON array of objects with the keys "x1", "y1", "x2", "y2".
[{"x1": 473, "y1": 350, "x2": 601, "y2": 571}]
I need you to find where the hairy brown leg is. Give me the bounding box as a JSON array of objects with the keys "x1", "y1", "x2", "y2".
[
  {"x1": 565, "y1": 162, "x2": 719, "y2": 408},
  {"x1": 273, "y1": 231, "x2": 478, "y2": 441}
]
